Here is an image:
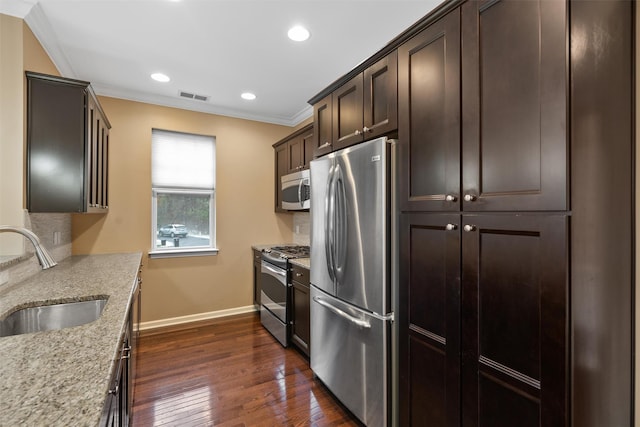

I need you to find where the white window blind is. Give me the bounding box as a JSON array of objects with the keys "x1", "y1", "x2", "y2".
[
  {"x1": 150, "y1": 129, "x2": 217, "y2": 258},
  {"x1": 152, "y1": 129, "x2": 215, "y2": 189}
]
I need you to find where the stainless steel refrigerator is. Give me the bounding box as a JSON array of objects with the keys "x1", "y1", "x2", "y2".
[{"x1": 310, "y1": 136, "x2": 395, "y2": 427}]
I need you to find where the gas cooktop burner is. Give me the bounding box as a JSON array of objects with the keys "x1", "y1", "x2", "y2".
[{"x1": 263, "y1": 245, "x2": 310, "y2": 259}]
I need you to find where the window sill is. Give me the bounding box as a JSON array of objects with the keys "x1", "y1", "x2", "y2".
[{"x1": 148, "y1": 248, "x2": 219, "y2": 259}]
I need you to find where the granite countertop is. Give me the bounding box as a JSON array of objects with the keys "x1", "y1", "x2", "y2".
[
  {"x1": 0, "y1": 252, "x2": 142, "y2": 427},
  {"x1": 290, "y1": 258, "x2": 310, "y2": 269}
]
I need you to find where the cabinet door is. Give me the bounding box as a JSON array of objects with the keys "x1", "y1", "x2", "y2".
[
  {"x1": 101, "y1": 124, "x2": 109, "y2": 209},
  {"x1": 333, "y1": 74, "x2": 364, "y2": 151},
  {"x1": 287, "y1": 136, "x2": 304, "y2": 173},
  {"x1": 291, "y1": 281, "x2": 310, "y2": 356},
  {"x1": 313, "y1": 94, "x2": 333, "y2": 157},
  {"x1": 274, "y1": 142, "x2": 288, "y2": 212},
  {"x1": 253, "y1": 250, "x2": 262, "y2": 305},
  {"x1": 302, "y1": 128, "x2": 315, "y2": 168},
  {"x1": 398, "y1": 9, "x2": 460, "y2": 212},
  {"x1": 88, "y1": 96, "x2": 99, "y2": 210},
  {"x1": 461, "y1": 214, "x2": 567, "y2": 427},
  {"x1": 27, "y1": 77, "x2": 86, "y2": 212},
  {"x1": 363, "y1": 50, "x2": 398, "y2": 139},
  {"x1": 461, "y1": 0, "x2": 567, "y2": 211},
  {"x1": 398, "y1": 213, "x2": 461, "y2": 427}
]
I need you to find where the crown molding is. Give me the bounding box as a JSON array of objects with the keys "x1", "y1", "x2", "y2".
[
  {"x1": 92, "y1": 82, "x2": 313, "y2": 127},
  {"x1": 23, "y1": 3, "x2": 76, "y2": 77},
  {"x1": 0, "y1": 0, "x2": 37, "y2": 19}
]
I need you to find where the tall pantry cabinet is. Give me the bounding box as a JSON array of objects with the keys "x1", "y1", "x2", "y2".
[{"x1": 397, "y1": 1, "x2": 633, "y2": 426}]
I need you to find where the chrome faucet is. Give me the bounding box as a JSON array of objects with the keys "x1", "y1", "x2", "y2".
[{"x1": 0, "y1": 226, "x2": 57, "y2": 269}]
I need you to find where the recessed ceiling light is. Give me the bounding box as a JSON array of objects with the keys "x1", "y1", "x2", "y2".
[
  {"x1": 288, "y1": 25, "x2": 310, "y2": 42},
  {"x1": 241, "y1": 92, "x2": 256, "y2": 100},
  {"x1": 151, "y1": 73, "x2": 170, "y2": 82}
]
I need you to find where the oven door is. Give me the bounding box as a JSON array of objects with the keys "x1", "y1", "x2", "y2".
[{"x1": 260, "y1": 260, "x2": 289, "y2": 346}]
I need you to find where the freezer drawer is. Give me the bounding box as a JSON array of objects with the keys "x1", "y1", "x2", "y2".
[{"x1": 310, "y1": 286, "x2": 390, "y2": 427}]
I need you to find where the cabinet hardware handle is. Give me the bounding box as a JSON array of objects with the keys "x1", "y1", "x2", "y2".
[
  {"x1": 463, "y1": 224, "x2": 476, "y2": 232},
  {"x1": 445, "y1": 194, "x2": 457, "y2": 202},
  {"x1": 318, "y1": 142, "x2": 331, "y2": 149},
  {"x1": 109, "y1": 385, "x2": 119, "y2": 395},
  {"x1": 445, "y1": 224, "x2": 457, "y2": 231},
  {"x1": 295, "y1": 272, "x2": 304, "y2": 277},
  {"x1": 464, "y1": 194, "x2": 477, "y2": 202},
  {"x1": 363, "y1": 126, "x2": 371, "y2": 133},
  {"x1": 354, "y1": 129, "x2": 362, "y2": 136}
]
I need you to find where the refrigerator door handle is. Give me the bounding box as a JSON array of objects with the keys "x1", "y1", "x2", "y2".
[
  {"x1": 334, "y1": 164, "x2": 347, "y2": 279},
  {"x1": 313, "y1": 296, "x2": 371, "y2": 329},
  {"x1": 325, "y1": 165, "x2": 336, "y2": 282}
]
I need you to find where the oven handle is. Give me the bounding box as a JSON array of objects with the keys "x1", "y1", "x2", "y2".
[
  {"x1": 261, "y1": 261, "x2": 287, "y2": 283},
  {"x1": 313, "y1": 296, "x2": 371, "y2": 329}
]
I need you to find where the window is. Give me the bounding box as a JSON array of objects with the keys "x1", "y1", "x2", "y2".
[{"x1": 150, "y1": 129, "x2": 217, "y2": 258}]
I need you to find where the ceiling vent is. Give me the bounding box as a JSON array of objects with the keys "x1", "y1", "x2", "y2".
[{"x1": 179, "y1": 91, "x2": 209, "y2": 102}]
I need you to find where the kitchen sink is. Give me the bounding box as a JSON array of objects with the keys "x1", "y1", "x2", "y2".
[{"x1": 0, "y1": 298, "x2": 108, "y2": 337}]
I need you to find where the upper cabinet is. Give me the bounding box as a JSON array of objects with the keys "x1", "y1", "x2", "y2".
[
  {"x1": 312, "y1": 94, "x2": 333, "y2": 157},
  {"x1": 460, "y1": 0, "x2": 567, "y2": 212},
  {"x1": 398, "y1": 10, "x2": 461, "y2": 212},
  {"x1": 399, "y1": 0, "x2": 567, "y2": 213},
  {"x1": 311, "y1": 52, "x2": 398, "y2": 157},
  {"x1": 287, "y1": 125, "x2": 315, "y2": 173},
  {"x1": 273, "y1": 123, "x2": 314, "y2": 213},
  {"x1": 26, "y1": 72, "x2": 111, "y2": 213}
]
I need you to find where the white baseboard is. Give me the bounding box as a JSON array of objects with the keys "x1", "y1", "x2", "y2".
[{"x1": 139, "y1": 305, "x2": 258, "y2": 331}]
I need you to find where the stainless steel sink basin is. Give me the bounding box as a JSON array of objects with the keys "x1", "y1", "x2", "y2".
[{"x1": 0, "y1": 298, "x2": 108, "y2": 337}]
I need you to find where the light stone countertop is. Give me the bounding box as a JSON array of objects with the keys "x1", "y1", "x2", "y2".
[
  {"x1": 0, "y1": 252, "x2": 142, "y2": 427},
  {"x1": 289, "y1": 257, "x2": 310, "y2": 269}
]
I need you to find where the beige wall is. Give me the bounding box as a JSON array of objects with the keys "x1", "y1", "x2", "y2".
[
  {"x1": 0, "y1": 15, "x2": 25, "y2": 255},
  {"x1": 0, "y1": 17, "x2": 61, "y2": 258},
  {"x1": 71, "y1": 97, "x2": 296, "y2": 322}
]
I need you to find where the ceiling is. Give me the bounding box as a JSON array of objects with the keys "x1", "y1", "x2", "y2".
[{"x1": 3, "y1": 0, "x2": 442, "y2": 126}]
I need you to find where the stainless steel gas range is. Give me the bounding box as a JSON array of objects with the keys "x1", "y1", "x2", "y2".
[{"x1": 260, "y1": 245, "x2": 310, "y2": 347}]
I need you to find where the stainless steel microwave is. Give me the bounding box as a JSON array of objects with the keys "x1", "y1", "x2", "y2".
[{"x1": 281, "y1": 169, "x2": 310, "y2": 210}]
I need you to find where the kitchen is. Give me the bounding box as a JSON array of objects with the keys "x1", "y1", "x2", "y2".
[{"x1": 0, "y1": 1, "x2": 637, "y2": 426}]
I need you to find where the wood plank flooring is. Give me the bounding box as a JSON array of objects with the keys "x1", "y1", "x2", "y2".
[{"x1": 132, "y1": 312, "x2": 361, "y2": 426}]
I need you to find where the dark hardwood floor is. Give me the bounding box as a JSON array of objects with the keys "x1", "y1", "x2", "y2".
[{"x1": 132, "y1": 312, "x2": 361, "y2": 426}]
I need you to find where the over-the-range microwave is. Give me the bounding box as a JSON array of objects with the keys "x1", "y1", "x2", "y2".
[{"x1": 281, "y1": 169, "x2": 310, "y2": 210}]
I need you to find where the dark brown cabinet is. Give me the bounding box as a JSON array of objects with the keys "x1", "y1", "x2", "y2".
[
  {"x1": 399, "y1": 213, "x2": 568, "y2": 427},
  {"x1": 26, "y1": 71, "x2": 111, "y2": 213},
  {"x1": 460, "y1": 0, "x2": 567, "y2": 212},
  {"x1": 313, "y1": 94, "x2": 333, "y2": 157},
  {"x1": 290, "y1": 263, "x2": 310, "y2": 357},
  {"x1": 252, "y1": 249, "x2": 262, "y2": 306},
  {"x1": 398, "y1": 10, "x2": 460, "y2": 212},
  {"x1": 274, "y1": 141, "x2": 288, "y2": 213},
  {"x1": 101, "y1": 274, "x2": 140, "y2": 427},
  {"x1": 273, "y1": 124, "x2": 314, "y2": 212},
  {"x1": 398, "y1": 213, "x2": 461, "y2": 427},
  {"x1": 287, "y1": 125, "x2": 314, "y2": 173},
  {"x1": 395, "y1": 1, "x2": 633, "y2": 426},
  {"x1": 313, "y1": 52, "x2": 397, "y2": 156},
  {"x1": 460, "y1": 214, "x2": 568, "y2": 427}
]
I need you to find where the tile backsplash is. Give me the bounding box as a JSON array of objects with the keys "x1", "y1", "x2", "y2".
[
  {"x1": 293, "y1": 212, "x2": 310, "y2": 246},
  {"x1": 0, "y1": 212, "x2": 71, "y2": 287}
]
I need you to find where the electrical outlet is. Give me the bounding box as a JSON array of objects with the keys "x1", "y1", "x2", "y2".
[
  {"x1": 53, "y1": 231, "x2": 61, "y2": 245},
  {"x1": 0, "y1": 271, "x2": 8, "y2": 286},
  {"x1": 295, "y1": 225, "x2": 300, "y2": 234}
]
